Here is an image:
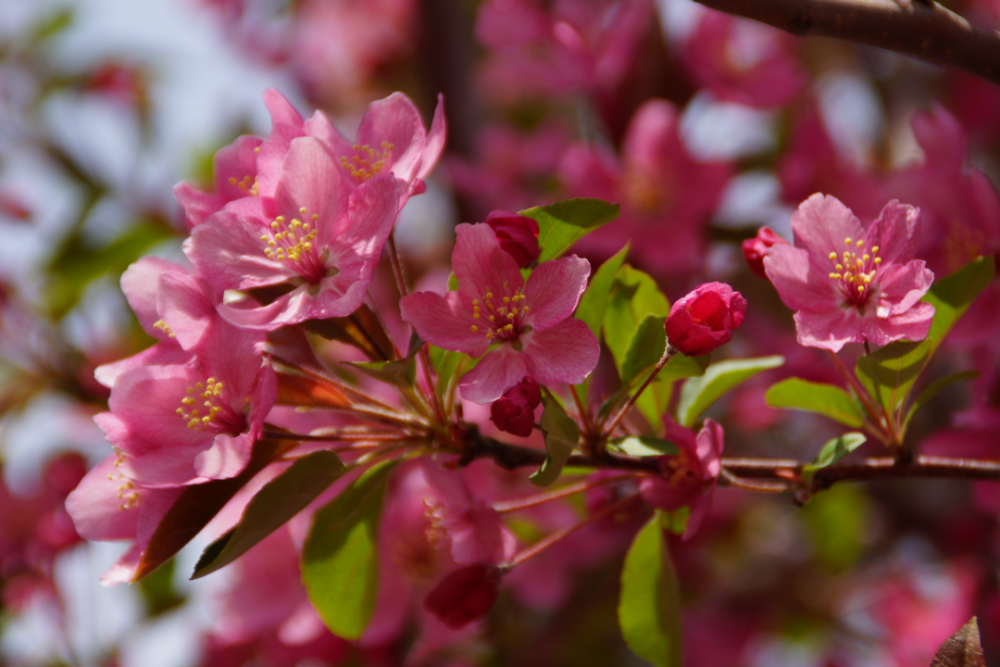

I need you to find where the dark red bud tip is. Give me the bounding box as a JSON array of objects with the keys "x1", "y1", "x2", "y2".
[
  {"x1": 665, "y1": 282, "x2": 747, "y2": 356},
  {"x1": 485, "y1": 211, "x2": 540, "y2": 268},
  {"x1": 424, "y1": 564, "x2": 502, "y2": 630},
  {"x1": 742, "y1": 226, "x2": 789, "y2": 278},
  {"x1": 490, "y1": 376, "x2": 542, "y2": 437}
]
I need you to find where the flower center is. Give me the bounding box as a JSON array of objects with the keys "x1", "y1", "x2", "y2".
[
  {"x1": 227, "y1": 174, "x2": 258, "y2": 196},
  {"x1": 469, "y1": 281, "x2": 528, "y2": 341},
  {"x1": 339, "y1": 141, "x2": 394, "y2": 181},
  {"x1": 260, "y1": 207, "x2": 326, "y2": 283},
  {"x1": 175, "y1": 377, "x2": 245, "y2": 434},
  {"x1": 827, "y1": 237, "x2": 882, "y2": 307},
  {"x1": 106, "y1": 455, "x2": 141, "y2": 511},
  {"x1": 663, "y1": 449, "x2": 699, "y2": 486}
]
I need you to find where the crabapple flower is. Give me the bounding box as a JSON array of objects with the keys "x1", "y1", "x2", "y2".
[
  {"x1": 186, "y1": 137, "x2": 399, "y2": 330},
  {"x1": 93, "y1": 320, "x2": 276, "y2": 487},
  {"x1": 490, "y1": 376, "x2": 542, "y2": 437},
  {"x1": 764, "y1": 194, "x2": 936, "y2": 352},
  {"x1": 665, "y1": 282, "x2": 747, "y2": 357},
  {"x1": 485, "y1": 210, "x2": 540, "y2": 267},
  {"x1": 742, "y1": 226, "x2": 789, "y2": 278},
  {"x1": 424, "y1": 564, "x2": 503, "y2": 630},
  {"x1": 639, "y1": 419, "x2": 724, "y2": 540},
  {"x1": 399, "y1": 223, "x2": 599, "y2": 403}
]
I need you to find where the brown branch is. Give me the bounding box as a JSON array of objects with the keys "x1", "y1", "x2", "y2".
[{"x1": 692, "y1": 0, "x2": 1000, "y2": 87}]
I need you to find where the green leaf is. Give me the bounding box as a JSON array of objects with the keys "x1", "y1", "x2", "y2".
[
  {"x1": 608, "y1": 436, "x2": 678, "y2": 457},
  {"x1": 765, "y1": 378, "x2": 865, "y2": 428},
  {"x1": 855, "y1": 338, "x2": 933, "y2": 415},
  {"x1": 576, "y1": 244, "x2": 630, "y2": 338},
  {"x1": 302, "y1": 461, "x2": 398, "y2": 640},
  {"x1": 448, "y1": 272, "x2": 459, "y2": 291},
  {"x1": 603, "y1": 265, "x2": 670, "y2": 373},
  {"x1": 619, "y1": 513, "x2": 683, "y2": 667},
  {"x1": 530, "y1": 397, "x2": 580, "y2": 487},
  {"x1": 192, "y1": 451, "x2": 345, "y2": 579},
  {"x1": 904, "y1": 370, "x2": 979, "y2": 430},
  {"x1": 802, "y1": 432, "x2": 866, "y2": 485},
  {"x1": 428, "y1": 346, "x2": 476, "y2": 408},
  {"x1": 802, "y1": 485, "x2": 870, "y2": 572},
  {"x1": 520, "y1": 198, "x2": 620, "y2": 262},
  {"x1": 621, "y1": 316, "x2": 667, "y2": 388},
  {"x1": 923, "y1": 255, "x2": 995, "y2": 355},
  {"x1": 659, "y1": 507, "x2": 690, "y2": 537},
  {"x1": 342, "y1": 357, "x2": 416, "y2": 387},
  {"x1": 677, "y1": 356, "x2": 784, "y2": 428}
]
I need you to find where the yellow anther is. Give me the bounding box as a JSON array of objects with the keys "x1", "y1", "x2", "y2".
[
  {"x1": 486, "y1": 332, "x2": 494, "y2": 339},
  {"x1": 187, "y1": 387, "x2": 195, "y2": 394},
  {"x1": 470, "y1": 325, "x2": 478, "y2": 332},
  {"x1": 522, "y1": 306, "x2": 529, "y2": 312},
  {"x1": 503, "y1": 297, "x2": 510, "y2": 303},
  {"x1": 254, "y1": 146, "x2": 260, "y2": 153},
  {"x1": 863, "y1": 254, "x2": 870, "y2": 261},
  {"x1": 473, "y1": 313, "x2": 479, "y2": 319},
  {"x1": 872, "y1": 246, "x2": 879, "y2": 253},
  {"x1": 486, "y1": 292, "x2": 493, "y2": 299},
  {"x1": 507, "y1": 312, "x2": 514, "y2": 320},
  {"x1": 489, "y1": 315, "x2": 495, "y2": 322},
  {"x1": 299, "y1": 207, "x2": 307, "y2": 214},
  {"x1": 196, "y1": 382, "x2": 203, "y2": 389},
  {"x1": 836, "y1": 264, "x2": 843, "y2": 271},
  {"x1": 856, "y1": 239, "x2": 864, "y2": 247},
  {"x1": 845, "y1": 238, "x2": 852, "y2": 245},
  {"x1": 503, "y1": 282, "x2": 510, "y2": 289},
  {"x1": 829, "y1": 273, "x2": 839, "y2": 279},
  {"x1": 271, "y1": 221, "x2": 280, "y2": 229},
  {"x1": 229, "y1": 177, "x2": 238, "y2": 185},
  {"x1": 312, "y1": 214, "x2": 318, "y2": 221},
  {"x1": 829, "y1": 252, "x2": 837, "y2": 260},
  {"x1": 874, "y1": 257, "x2": 882, "y2": 264},
  {"x1": 856, "y1": 259, "x2": 864, "y2": 267},
  {"x1": 472, "y1": 299, "x2": 479, "y2": 305},
  {"x1": 858, "y1": 285, "x2": 865, "y2": 293}
]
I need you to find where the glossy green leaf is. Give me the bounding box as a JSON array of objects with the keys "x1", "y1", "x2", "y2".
[
  {"x1": 302, "y1": 461, "x2": 398, "y2": 639},
  {"x1": 520, "y1": 198, "x2": 620, "y2": 262},
  {"x1": 855, "y1": 338, "x2": 933, "y2": 415},
  {"x1": 765, "y1": 378, "x2": 865, "y2": 428},
  {"x1": 342, "y1": 357, "x2": 416, "y2": 387},
  {"x1": 923, "y1": 255, "x2": 995, "y2": 355},
  {"x1": 192, "y1": 451, "x2": 345, "y2": 579},
  {"x1": 619, "y1": 513, "x2": 683, "y2": 667},
  {"x1": 576, "y1": 243, "x2": 630, "y2": 338},
  {"x1": 904, "y1": 370, "x2": 979, "y2": 430},
  {"x1": 530, "y1": 397, "x2": 580, "y2": 487},
  {"x1": 659, "y1": 507, "x2": 690, "y2": 537},
  {"x1": 677, "y1": 356, "x2": 784, "y2": 427},
  {"x1": 608, "y1": 436, "x2": 678, "y2": 457},
  {"x1": 603, "y1": 265, "x2": 671, "y2": 374},
  {"x1": 802, "y1": 432, "x2": 866, "y2": 485},
  {"x1": 621, "y1": 316, "x2": 667, "y2": 388}
]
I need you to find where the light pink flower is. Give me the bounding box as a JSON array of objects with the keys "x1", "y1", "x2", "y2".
[
  {"x1": 399, "y1": 223, "x2": 599, "y2": 403},
  {"x1": 639, "y1": 419, "x2": 724, "y2": 540},
  {"x1": 94, "y1": 320, "x2": 276, "y2": 487},
  {"x1": 764, "y1": 194, "x2": 936, "y2": 352},
  {"x1": 186, "y1": 137, "x2": 399, "y2": 330}
]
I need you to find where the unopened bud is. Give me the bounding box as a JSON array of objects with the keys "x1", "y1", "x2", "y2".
[
  {"x1": 665, "y1": 282, "x2": 746, "y2": 356},
  {"x1": 490, "y1": 376, "x2": 541, "y2": 437},
  {"x1": 424, "y1": 564, "x2": 502, "y2": 629},
  {"x1": 741, "y1": 226, "x2": 788, "y2": 278},
  {"x1": 485, "y1": 210, "x2": 540, "y2": 268}
]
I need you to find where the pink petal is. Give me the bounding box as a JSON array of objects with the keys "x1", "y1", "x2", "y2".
[
  {"x1": 325, "y1": 173, "x2": 400, "y2": 263},
  {"x1": 452, "y1": 223, "x2": 524, "y2": 306},
  {"x1": 459, "y1": 345, "x2": 530, "y2": 404},
  {"x1": 399, "y1": 291, "x2": 489, "y2": 357},
  {"x1": 792, "y1": 308, "x2": 864, "y2": 352},
  {"x1": 791, "y1": 194, "x2": 866, "y2": 276},
  {"x1": 256, "y1": 122, "x2": 306, "y2": 198},
  {"x1": 764, "y1": 244, "x2": 838, "y2": 312},
  {"x1": 157, "y1": 270, "x2": 216, "y2": 350},
  {"x1": 121, "y1": 257, "x2": 179, "y2": 340},
  {"x1": 622, "y1": 99, "x2": 680, "y2": 172},
  {"x1": 695, "y1": 419, "x2": 724, "y2": 480},
  {"x1": 65, "y1": 454, "x2": 140, "y2": 541},
  {"x1": 863, "y1": 301, "x2": 935, "y2": 346},
  {"x1": 201, "y1": 319, "x2": 267, "y2": 401},
  {"x1": 194, "y1": 431, "x2": 255, "y2": 480},
  {"x1": 415, "y1": 94, "x2": 447, "y2": 181},
  {"x1": 262, "y1": 88, "x2": 304, "y2": 129},
  {"x1": 94, "y1": 343, "x2": 193, "y2": 389},
  {"x1": 875, "y1": 261, "x2": 934, "y2": 317},
  {"x1": 866, "y1": 200, "x2": 921, "y2": 266},
  {"x1": 274, "y1": 137, "x2": 348, "y2": 230},
  {"x1": 912, "y1": 104, "x2": 966, "y2": 172},
  {"x1": 356, "y1": 92, "x2": 427, "y2": 184},
  {"x1": 522, "y1": 317, "x2": 599, "y2": 386},
  {"x1": 213, "y1": 135, "x2": 263, "y2": 200},
  {"x1": 173, "y1": 182, "x2": 222, "y2": 230},
  {"x1": 217, "y1": 286, "x2": 313, "y2": 331},
  {"x1": 522, "y1": 255, "x2": 590, "y2": 331}
]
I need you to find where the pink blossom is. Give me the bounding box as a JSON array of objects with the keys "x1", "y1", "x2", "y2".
[
  {"x1": 559, "y1": 99, "x2": 731, "y2": 275},
  {"x1": 94, "y1": 319, "x2": 276, "y2": 487},
  {"x1": 399, "y1": 223, "x2": 599, "y2": 403},
  {"x1": 186, "y1": 138, "x2": 399, "y2": 330},
  {"x1": 424, "y1": 564, "x2": 502, "y2": 630},
  {"x1": 665, "y1": 282, "x2": 746, "y2": 357},
  {"x1": 485, "y1": 210, "x2": 540, "y2": 268},
  {"x1": 742, "y1": 226, "x2": 789, "y2": 278},
  {"x1": 639, "y1": 419, "x2": 724, "y2": 539},
  {"x1": 764, "y1": 194, "x2": 935, "y2": 352},
  {"x1": 490, "y1": 376, "x2": 542, "y2": 437}
]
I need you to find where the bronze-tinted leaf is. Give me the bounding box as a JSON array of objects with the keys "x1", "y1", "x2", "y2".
[
  {"x1": 301, "y1": 304, "x2": 396, "y2": 361},
  {"x1": 931, "y1": 617, "x2": 985, "y2": 667},
  {"x1": 275, "y1": 372, "x2": 352, "y2": 409}
]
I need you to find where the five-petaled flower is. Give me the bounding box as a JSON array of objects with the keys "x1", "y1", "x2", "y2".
[
  {"x1": 399, "y1": 223, "x2": 599, "y2": 403},
  {"x1": 764, "y1": 194, "x2": 935, "y2": 352}
]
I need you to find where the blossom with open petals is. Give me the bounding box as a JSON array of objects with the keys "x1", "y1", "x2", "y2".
[
  {"x1": 765, "y1": 194, "x2": 935, "y2": 352},
  {"x1": 400, "y1": 223, "x2": 598, "y2": 403}
]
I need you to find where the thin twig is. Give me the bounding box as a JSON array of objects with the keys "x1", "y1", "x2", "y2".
[
  {"x1": 603, "y1": 345, "x2": 677, "y2": 437},
  {"x1": 493, "y1": 474, "x2": 638, "y2": 513}
]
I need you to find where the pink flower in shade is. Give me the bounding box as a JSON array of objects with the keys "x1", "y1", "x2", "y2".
[
  {"x1": 399, "y1": 223, "x2": 599, "y2": 403},
  {"x1": 559, "y1": 99, "x2": 732, "y2": 276},
  {"x1": 424, "y1": 564, "x2": 503, "y2": 630},
  {"x1": 95, "y1": 257, "x2": 218, "y2": 388},
  {"x1": 186, "y1": 138, "x2": 400, "y2": 330},
  {"x1": 680, "y1": 11, "x2": 806, "y2": 109},
  {"x1": 742, "y1": 226, "x2": 789, "y2": 278},
  {"x1": 485, "y1": 210, "x2": 540, "y2": 268},
  {"x1": 765, "y1": 194, "x2": 936, "y2": 352},
  {"x1": 93, "y1": 320, "x2": 276, "y2": 487},
  {"x1": 665, "y1": 282, "x2": 747, "y2": 357},
  {"x1": 639, "y1": 419, "x2": 723, "y2": 540},
  {"x1": 490, "y1": 376, "x2": 542, "y2": 437}
]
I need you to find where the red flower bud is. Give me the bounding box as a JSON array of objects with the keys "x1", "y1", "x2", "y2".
[
  {"x1": 665, "y1": 282, "x2": 746, "y2": 356},
  {"x1": 490, "y1": 376, "x2": 542, "y2": 437},
  {"x1": 741, "y1": 226, "x2": 789, "y2": 278},
  {"x1": 485, "y1": 210, "x2": 540, "y2": 268},
  {"x1": 424, "y1": 564, "x2": 502, "y2": 629}
]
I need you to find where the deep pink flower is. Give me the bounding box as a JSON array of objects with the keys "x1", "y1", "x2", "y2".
[
  {"x1": 399, "y1": 223, "x2": 599, "y2": 403},
  {"x1": 485, "y1": 210, "x2": 540, "y2": 268},
  {"x1": 742, "y1": 226, "x2": 789, "y2": 278},
  {"x1": 424, "y1": 564, "x2": 502, "y2": 630},
  {"x1": 639, "y1": 419, "x2": 724, "y2": 539},
  {"x1": 490, "y1": 376, "x2": 542, "y2": 437},
  {"x1": 186, "y1": 138, "x2": 399, "y2": 330},
  {"x1": 665, "y1": 282, "x2": 746, "y2": 356},
  {"x1": 765, "y1": 194, "x2": 936, "y2": 352},
  {"x1": 93, "y1": 320, "x2": 276, "y2": 487}
]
